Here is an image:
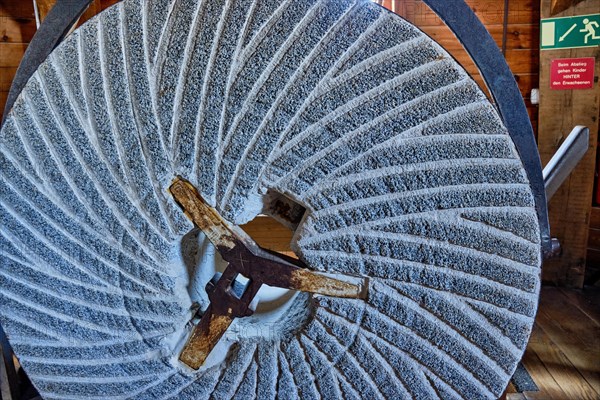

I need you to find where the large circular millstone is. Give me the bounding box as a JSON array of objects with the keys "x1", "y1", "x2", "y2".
[{"x1": 0, "y1": 0, "x2": 541, "y2": 398}]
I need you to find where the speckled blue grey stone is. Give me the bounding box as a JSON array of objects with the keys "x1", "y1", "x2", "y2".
[{"x1": 0, "y1": 0, "x2": 541, "y2": 398}]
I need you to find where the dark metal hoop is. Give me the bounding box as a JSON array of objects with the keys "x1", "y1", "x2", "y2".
[{"x1": 418, "y1": 0, "x2": 551, "y2": 257}]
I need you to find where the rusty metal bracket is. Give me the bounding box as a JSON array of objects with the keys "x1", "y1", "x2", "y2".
[{"x1": 169, "y1": 177, "x2": 367, "y2": 369}]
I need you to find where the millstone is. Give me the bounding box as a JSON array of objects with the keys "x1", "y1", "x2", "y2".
[{"x1": 0, "y1": 0, "x2": 541, "y2": 399}]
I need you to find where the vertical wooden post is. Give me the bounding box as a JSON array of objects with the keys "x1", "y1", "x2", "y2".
[{"x1": 538, "y1": 0, "x2": 600, "y2": 287}]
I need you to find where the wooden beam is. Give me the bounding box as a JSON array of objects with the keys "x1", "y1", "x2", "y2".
[
  {"x1": 0, "y1": 43, "x2": 28, "y2": 67},
  {"x1": 0, "y1": 16, "x2": 36, "y2": 43},
  {"x1": 551, "y1": 0, "x2": 586, "y2": 15},
  {"x1": 538, "y1": 0, "x2": 600, "y2": 287},
  {"x1": 587, "y1": 207, "x2": 600, "y2": 284}
]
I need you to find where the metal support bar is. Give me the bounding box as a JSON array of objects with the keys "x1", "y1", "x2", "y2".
[
  {"x1": 541, "y1": 126, "x2": 590, "y2": 260},
  {"x1": 543, "y1": 126, "x2": 590, "y2": 200}
]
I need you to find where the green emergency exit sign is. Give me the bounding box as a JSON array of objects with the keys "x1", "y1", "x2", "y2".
[{"x1": 541, "y1": 13, "x2": 600, "y2": 50}]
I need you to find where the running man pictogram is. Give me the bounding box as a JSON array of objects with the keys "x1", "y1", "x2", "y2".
[{"x1": 580, "y1": 18, "x2": 600, "y2": 44}]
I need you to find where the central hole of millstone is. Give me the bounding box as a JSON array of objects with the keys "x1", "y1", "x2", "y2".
[{"x1": 180, "y1": 215, "x2": 312, "y2": 343}]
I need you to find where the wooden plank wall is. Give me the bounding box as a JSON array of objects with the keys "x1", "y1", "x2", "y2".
[
  {"x1": 0, "y1": 1, "x2": 34, "y2": 115},
  {"x1": 378, "y1": 0, "x2": 541, "y2": 135}
]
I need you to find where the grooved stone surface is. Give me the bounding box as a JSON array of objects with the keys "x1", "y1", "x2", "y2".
[{"x1": 0, "y1": 0, "x2": 541, "y2": 399}]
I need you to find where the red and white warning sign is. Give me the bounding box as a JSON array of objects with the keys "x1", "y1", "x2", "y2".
[{"x1": 550, "y1": 57, "x2": 595, "y2": 90}]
